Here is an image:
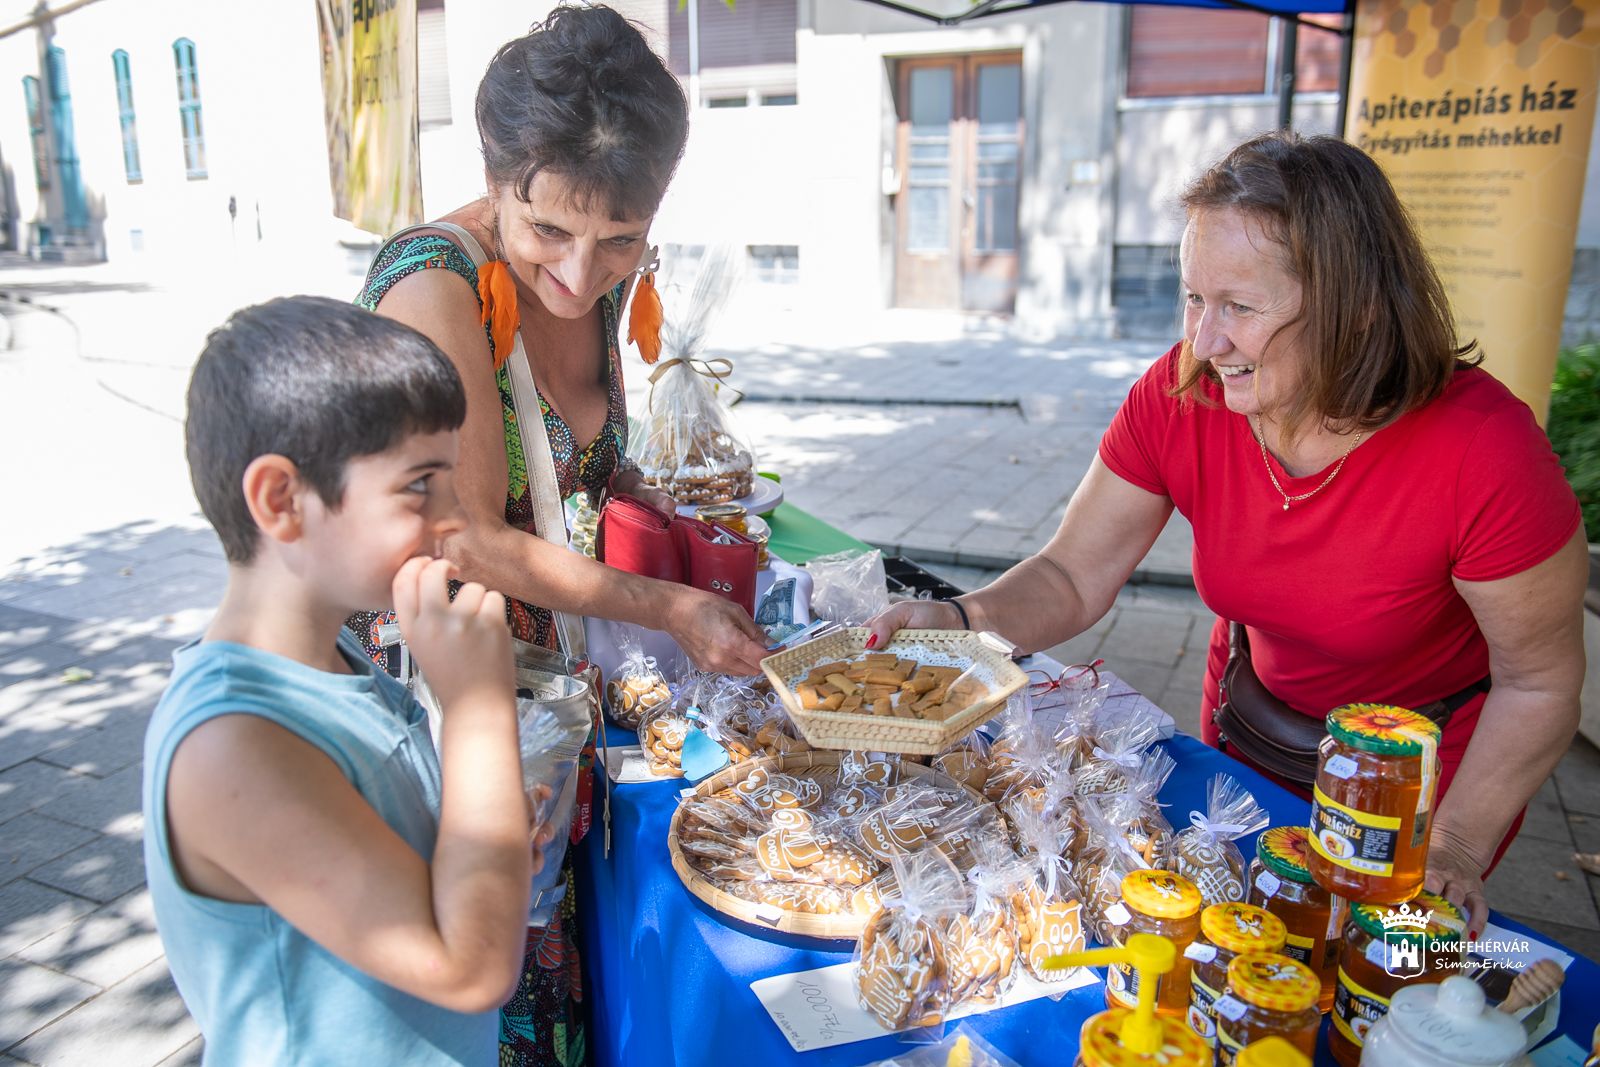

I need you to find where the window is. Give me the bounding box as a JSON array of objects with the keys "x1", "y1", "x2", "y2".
[
  {"x1": 761, "y1": 93, "x2": 797, "y2": 106},
  {"x1": 45, "y1": 47, "x2": 88, "y2": 230},
  {"x1": 172, "y1": 37, "x2": 206, "y2": 179},
  {"x1": 1125, "y1": 6, "x2": 1345, "y2": 100},
  {"x1": 706, "y1": 96, "x2": 748, "y2": 108},
  {"x1": 417, "y1": 0, "x2": 452, "y2": 128},
  {"x1": 112, "y1": 50, "x2": 142, "y2": 182},
  {"x1": 1126, "y1": 6, "x2": 1270, "y2": 97},
  {"x1": 22, "y1": 75, "x2": 48, "y2": 190}
]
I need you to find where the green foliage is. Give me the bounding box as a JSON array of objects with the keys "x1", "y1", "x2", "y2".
[{"x1": 1548, "y1": 342, "x2": 1600, "y2": 544}]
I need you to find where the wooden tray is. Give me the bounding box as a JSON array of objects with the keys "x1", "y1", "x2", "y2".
[
  {"x1": 667, "y1": 751, "x2": 996, "y2": 941},
  {"x1": 759, "y1": 628, "x2": 1028, "y2": 756}
]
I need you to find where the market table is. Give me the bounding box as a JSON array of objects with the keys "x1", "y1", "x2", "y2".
[{"x1": 574, "y1": 505, "x2": 1600, "y2": 1066}]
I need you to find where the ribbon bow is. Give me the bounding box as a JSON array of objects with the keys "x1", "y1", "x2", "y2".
[
  {"x1": 1091, "y1": 746, "x2": 1143, "y2": 769},
  {"x1": 647, "y1": 356, "x2": 744, "y2": 409},
  {"x1": 1188, "y1": 810, "x2": 1250, "y2": 839}
]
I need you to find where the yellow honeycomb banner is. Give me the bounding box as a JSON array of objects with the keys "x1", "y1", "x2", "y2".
[{"x1": 1344, "y1": 0, "x2": 1600, "y2": 423}]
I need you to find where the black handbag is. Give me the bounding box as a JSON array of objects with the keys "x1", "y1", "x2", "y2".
[{"x1": 1212, "y1": 622, "x2": 1490, "y2": 788}]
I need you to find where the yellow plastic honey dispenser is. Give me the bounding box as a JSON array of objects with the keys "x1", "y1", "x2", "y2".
[{"x1": 1045, "y1": 933, "x2": 1210, "y2": 1066}]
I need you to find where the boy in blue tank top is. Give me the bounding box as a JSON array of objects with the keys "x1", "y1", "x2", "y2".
[{"x1": 143, "y1": 296, "x2": 547, "y2": 1065}]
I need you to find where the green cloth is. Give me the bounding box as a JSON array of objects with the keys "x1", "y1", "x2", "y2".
[{"x1": 764, "y1": 503, "x2": 870, "y2": 564}]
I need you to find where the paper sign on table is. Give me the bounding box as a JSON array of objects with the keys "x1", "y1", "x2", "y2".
[
  {"x1": 601, "y1": 745, "x2": 680, "y2": 784},
  {"x1": 750, "y1": 960, "x2": 1098, "y2": 1053},
  {"x1": 1528, "y1": 1034, "x2": 1587, "y2": 1067}
]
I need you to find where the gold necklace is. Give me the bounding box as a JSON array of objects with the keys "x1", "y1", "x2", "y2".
[{"x1": 1252, "y1": 415, "x2": 1363, "y2": 511}]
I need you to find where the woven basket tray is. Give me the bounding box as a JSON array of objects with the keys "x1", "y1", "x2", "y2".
[
  {"x1": 760, "y1": 628, "x2": 1028, "y2": 755},
  {"x1": 666, "y1": 751, "x2": 996, "y2": 940}
]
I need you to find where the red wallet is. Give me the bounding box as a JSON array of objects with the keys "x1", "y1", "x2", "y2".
[{"x1": 596, "y1": 496, "x2": 758, "y2": 614}]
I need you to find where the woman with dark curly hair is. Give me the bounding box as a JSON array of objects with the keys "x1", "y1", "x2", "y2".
[{"x1": 349, "y1": 7, "x2": 770, "y2": 1063}]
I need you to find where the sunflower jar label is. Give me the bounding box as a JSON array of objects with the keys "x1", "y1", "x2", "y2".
[{"x1": 1306, "y1": 705, "x2": 1440, "y2": 905}]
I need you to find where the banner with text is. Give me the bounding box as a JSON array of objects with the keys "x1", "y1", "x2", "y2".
[
  {"x1": 1344, "y1": 0, "x2": 1599, "y2": 421},
  {"x1": 316, "y1": 0, "x2": 423, "y2": 236}
]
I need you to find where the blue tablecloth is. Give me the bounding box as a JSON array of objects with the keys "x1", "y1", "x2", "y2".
[{"x1": 576, "y1": 728, "x2": 1600, "y2": 1066}]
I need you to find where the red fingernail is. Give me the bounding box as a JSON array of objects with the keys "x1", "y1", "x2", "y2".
[{"x1": 866, "y1": 635, "x2": 879, "y2": 649}]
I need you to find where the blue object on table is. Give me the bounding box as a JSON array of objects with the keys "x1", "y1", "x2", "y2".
[{"x1": 576, "y1": 727, "x2": 1600, "y2": 1066}]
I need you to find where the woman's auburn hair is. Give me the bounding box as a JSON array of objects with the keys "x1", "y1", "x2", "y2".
[{"x1": 1172, "y1": 130, "x2": 1480, "y2": 437}]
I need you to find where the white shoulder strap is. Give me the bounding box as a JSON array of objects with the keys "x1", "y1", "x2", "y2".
[{"x1": 380, "y1": 220, "x2": 586, "y2": 660}]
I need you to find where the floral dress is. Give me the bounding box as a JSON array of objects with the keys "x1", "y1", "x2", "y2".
[{"x1": 349, "y1": 233, "x2": 631, "y2": 1067}]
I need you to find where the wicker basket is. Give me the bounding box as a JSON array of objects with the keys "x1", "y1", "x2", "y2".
[
  {"x1": 760, "y1": 628, "x2": 1028, "y2": 755},
  {"x1": 667, "y1": 751, "x2": 1001, "y2": 940}
]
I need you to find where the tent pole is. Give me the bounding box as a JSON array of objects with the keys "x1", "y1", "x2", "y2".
[
  {"x1": 1335, "y1": 8, "x2": 1354, "y2": 137},
  {"x1": 1276, "y1": 16, "x2": 1298, "y2": 129}
]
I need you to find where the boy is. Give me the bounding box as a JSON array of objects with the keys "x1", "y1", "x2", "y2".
[{"x1": 144, "y1": 296, "x2": 535, "y2": 1064}]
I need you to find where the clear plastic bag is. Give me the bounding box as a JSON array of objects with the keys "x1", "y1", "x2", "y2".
[
  {"x1": 1072, "y1": 705, "x2": 1168, "y2": 796},
  {"x1": 803, "y1": 549, "x2": 891, "y2": 626},
  {"x1": 854, "y1": 1025, "x2": 1023, "y2": 1067},
  {"x1": 853, "y1": 848, "x2": 970, "y2": 1033},
  {"x1": 604, "y1": 623, "x2": 672, "y2": 730},
  {"x1": 945, "y1": 837, "x2": 1029, "y2": 1009},
  {"x1": 629, "y1": 245, "x2": 757, "y2": 505},
  {"x1": 514, "y1": 672, "x2": 595, "y2": 925},
  {"x1": 1172, "y1": 773, "x2": 1268, "y2": 908},
  {"x1": 1006, "y1": 803, "x2": 1087, "y2": 986}
]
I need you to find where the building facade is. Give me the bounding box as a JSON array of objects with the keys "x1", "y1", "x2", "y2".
[{"x1": 1, "y1": 0, "x2": 1595, "y2": 340}]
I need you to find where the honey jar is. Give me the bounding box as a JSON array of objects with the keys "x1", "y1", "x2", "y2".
[
  {"x1": 1106, "y1": 870, "x2": 1203, "y2": 1017},
  {"x1": 1214, "y1": 953, "x2": 1321, "y2": 1064},
  {"x1": 1247, "y1": 825, "x2": 1345, "y2": 1012},
  {"x1": 1051, "y1": 934, "x2": 1212, "y2": 1067},
  {"x1": 1329, "y1": 892, "x2": 1466, "y2": 1067},
  {"x1": 1307, "y1": 704, "x2": 1440, "y2": 904},
  {"x1": 695, "y1": 503, "x2": 749, "y2": 536},
  {"x1": 1187, "y1": 902, "x2": 1287, "y2": 1047}
]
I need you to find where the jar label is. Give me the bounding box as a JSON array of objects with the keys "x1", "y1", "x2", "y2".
[
  {"x1": 1254, "y1": 870, "x2": 1282, "y2": 899},
  {"x1": 1107, "y1": 959, "x2": 1144, "y2": 1008},
  {"x1": 1284, "y1": 930, "x2": 1315, "y2": 965},
  {"x1": 1188, "y1": 971, "x2": 1223, "y2": 1044},
  {"x1": 1104, "y1": 902, "x2": 1132, "y2": 927},
  {"x1": 1215, "y1": 994, "x2": 1248, "y2": 1022},
  {"x1": 1310, "y1": 785, "x2": 1403, "y2": 877},
  {"x1": 1324, "y1": 753, "x2": 1359, "y2": 780},
  {"x1": 1332, "y1": 964, "x2": 1391, "y2": 1048},
  {"x1": 1185, "y1": 942, "x2": 1218, "y2": 963}
]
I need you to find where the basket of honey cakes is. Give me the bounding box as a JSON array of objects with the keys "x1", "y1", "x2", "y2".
[
  {"x1": 760, "y1": 629, "x2": 1029, "y2": 755},
  {"x1": 667, "y1": 749, "x2": 1006, "y2": 939}
]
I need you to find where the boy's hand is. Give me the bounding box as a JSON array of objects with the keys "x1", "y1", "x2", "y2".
[{"x1": 393, "y1": 556, "x2": 514, "y2": 714}]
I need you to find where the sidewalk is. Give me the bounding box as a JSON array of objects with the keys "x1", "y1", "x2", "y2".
[{"x1": 3, "y1": 259, "x2": 1598, "y2": 1063}]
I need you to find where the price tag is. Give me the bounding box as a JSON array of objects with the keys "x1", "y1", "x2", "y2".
[
  {"x1": 1105, "y1": 903, "x2": 1133, "y2": 927},
  {"x1": 1214, "y1": 995, "x2": 1248, "y2": 1022},
  {"x1": 1366, "y1": 938, "x2": 1389, "y2": 968},
  {"x1": 754, "y1": 904, "x2": 785, "y2": 926},
  {"x1": 1324, "y1": 754, "x2": 1359, "y2": 780},
  {"x1": 1184, "y1": 943, "x2": 1218, "y2": 964},
  {"x1": 678, "y1": 787, "x2": 697, "y2": 799},
  {"x1": 1254, "y1": 870, "x2": 1282, "y2": 899}
]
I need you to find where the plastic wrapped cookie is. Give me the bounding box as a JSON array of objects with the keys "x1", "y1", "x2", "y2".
[
  {"x1": 853, "y1": 850, "x2": 968, "y2": 1032},
  {"x1": 1173, "y1": 773, "x2": 1268, "y2": 908},
  {"x1": 1073, "y1": 706, "x2": 1167, "y2": 796},
  {"x1": 931, "y1": 732, "x2": 992, "y2": 793},
  {"x1": 945, "y1": 839, "x2": 1029, "y2": 1009},
  {"x1": 1006, "y1": 803, "x2": 1087, "y2": 985},
  {"x1": 604, "y1": 626, "x2": 672, "y2": 730}
]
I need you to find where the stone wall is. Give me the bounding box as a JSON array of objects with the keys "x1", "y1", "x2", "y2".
[{"x1": 1566, "y1": 247, "x2": 1600, "y2": 348}]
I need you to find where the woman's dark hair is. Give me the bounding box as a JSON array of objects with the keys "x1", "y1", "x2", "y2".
[
  {"x1": 476, "y1": 5, "x2": 689, "y2": 220},
  {"x1": 185, "y1": 296, "x2": 466, "y2": 563},
  {"x1": 1175, "y1": 130, "x2": 1479, "y2": 437}
]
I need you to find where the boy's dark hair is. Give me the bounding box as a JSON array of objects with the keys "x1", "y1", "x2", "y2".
[
  {"x1": 185, "y1": 296, "x2": 467, "y2": 563},
  {"x1": 476, "y1": 4, "x2": 689, "y2": 221}
]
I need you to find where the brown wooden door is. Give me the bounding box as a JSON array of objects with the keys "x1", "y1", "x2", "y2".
[{"x1": 893, "y1": 53, "x2": 1024, "y2": 312}]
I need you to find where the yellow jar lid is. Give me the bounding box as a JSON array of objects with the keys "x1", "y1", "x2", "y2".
[
  {"x1": 1080, "y1": 1010, "x2": 1212, "y2": 1066},
  {"x1": 1235, "y1": 1036, "x2": 1310, "y2": 1067},
  {"x1": 1226, "y1": 953, "x2": 1320, "y2": 1013},
  {"x1": 1201, "y1": 902, "x2": 1287, "y2": 956},
  {"x1": 1121, "y1": 870, "x2": 1202, "y2": 919}
]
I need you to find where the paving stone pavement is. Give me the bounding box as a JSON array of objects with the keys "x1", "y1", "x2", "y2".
[{"x1": 3, "y1": 259, "x2": 1598, "y2": 1062}]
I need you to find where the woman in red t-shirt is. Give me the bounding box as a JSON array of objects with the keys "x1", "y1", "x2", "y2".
[{"x1": 869, "y1": 131, "x2": 1586, "y2": 938}]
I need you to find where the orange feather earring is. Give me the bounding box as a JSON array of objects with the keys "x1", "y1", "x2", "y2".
[
  {"x1": 477, "y1": 260, "x2": 520, "y2": 370},
  {"x1": 627, "y1": 258, "x2": 664, "y2": 365}
]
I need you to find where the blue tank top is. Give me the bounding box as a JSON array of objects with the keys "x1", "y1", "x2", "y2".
[{"x1": 141, "y1": 632, "x2": 498, "y2": 1066}]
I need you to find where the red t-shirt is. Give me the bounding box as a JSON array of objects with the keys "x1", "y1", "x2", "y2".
[{"x1": 1099, "y1": 345, "x2": 1579, "y2": 786}]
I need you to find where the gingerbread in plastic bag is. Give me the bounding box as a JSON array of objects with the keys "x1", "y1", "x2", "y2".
[
  {"x1": 1173, "y1": 772, "x2": 1268, "y2": 908},
  {"x1": 854, "y1": 849, "x2": 968, "y2": 1032}
]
